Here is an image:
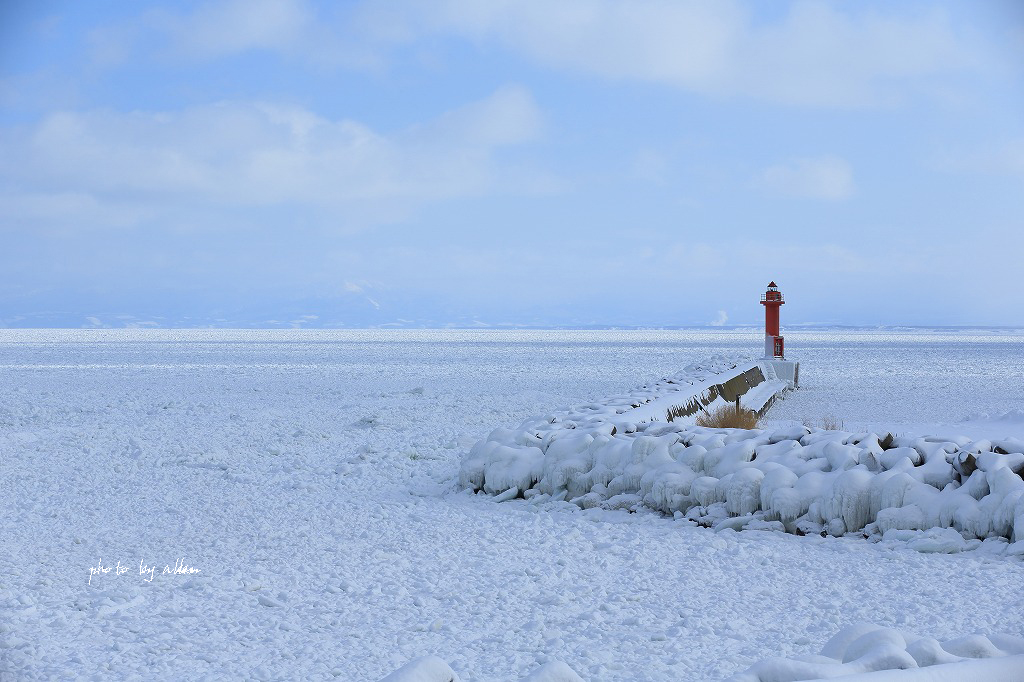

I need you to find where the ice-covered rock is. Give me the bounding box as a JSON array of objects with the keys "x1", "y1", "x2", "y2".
[
  {"x1": 483, "y1": 444, "x2": 543, "y2": 495},
  {"x1": 875, "y1": 504, "x2": 926, "y2": 534},
  {"x1": 821, "y1": 468, "x2": 874, "y2": 532},
  {"x1": 692, "y1": 476, "x2": 722, "y2": 507},
  {"x1": 880, "y1": 446, "x2": 921, "y2": 470},
  {"x1": 725, "y1": 468, "x2": 764, "y2": 516}
]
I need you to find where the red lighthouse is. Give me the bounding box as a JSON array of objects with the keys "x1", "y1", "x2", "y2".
[{"x1": 761, "y1": 281, "x2": 785, "y2": 359}]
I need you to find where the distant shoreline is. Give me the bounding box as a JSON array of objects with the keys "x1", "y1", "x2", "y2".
[{"x1": 1, "y1": 325, "x2": 1023, "y2": 332}]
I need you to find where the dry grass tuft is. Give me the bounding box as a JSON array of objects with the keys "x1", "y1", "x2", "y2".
[
  {"x1": 821, "y1": 415, "x2": 844, "y2": 431},
  {"x1": 695, "y1": 404, "x2": 760, "y2": 429}
]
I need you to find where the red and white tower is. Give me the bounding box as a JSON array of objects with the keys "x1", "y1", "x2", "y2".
[{"x1": 761, "y1": 281, "x2": 785, "y2": 359}]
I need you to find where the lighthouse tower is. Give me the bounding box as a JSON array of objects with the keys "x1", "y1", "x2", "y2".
[{"x1": 761, "y1": 281, "x2": 785, "y2": 359}]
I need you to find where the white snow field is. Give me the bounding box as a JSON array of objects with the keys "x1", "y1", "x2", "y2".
[{"x1": 1, "y1": 329, "x2": 1023, "y2": 681}]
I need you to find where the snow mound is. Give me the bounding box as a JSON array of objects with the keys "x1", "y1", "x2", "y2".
[
  {"x1": 378, "y1": 656, "x2": 462, "y2": 682},
  {"x1": 461, "y1": 360, "x2": 1024, "y2": 548},
  {"x1": 726, "y1": 624, "x2": 1024, "y2": 681},
  {"x1": 520, "y1": 661, "x2": 586, "y2": 682},
  {"x1": 964, "y1": 408, "x2": 1024, "y2": 424},
  {"x1": 380, "y1": 627, "x2": 1024, "y2": 682}
]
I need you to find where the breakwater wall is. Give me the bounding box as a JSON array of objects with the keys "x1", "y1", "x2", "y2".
[{"x1": 458, "y1": 356, "x2": 1024, "y2": 551}]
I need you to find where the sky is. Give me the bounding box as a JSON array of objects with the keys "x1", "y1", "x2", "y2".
[{"x1": 1, "y1": 0, "x2": 1023, "y2": 328}]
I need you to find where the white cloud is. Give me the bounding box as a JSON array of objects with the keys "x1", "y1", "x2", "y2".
[
  {"x1": 90, "y1": 1, "x2": 986, "y2": 108},
  {"x1": 89, "y1": 0, "x2": 399, "y2": 71},
  {"x1": 735, "y1": 241, "x2": 871, "y2": 273},
  {"x1": 934, "y1": 137, "x2": 1024, "y2": 177},
  {"x1": 0, "y1": 86, "x2": 546, "y2": 230},
  {"x1": 710, "y1": 310, "x2": 728, "y2": 326},
  {"x1": 421, "y1": 84, "x2": 542, "y2": 147},
  {"x1": 372, "y1": 0, "x2": 981, "y2": 107},
  {"x1": 162, "y1": 0, "x2": 312, "y2": 58},
  {"x1": 0, "y1": 191, "x2": 154, "y2": 229},
  {"x1": 757, "y1": 156, "x2": 855, "y2": 200},
  {"x1": 344, "y1": 240, "x2": 878, "y2": 306}
]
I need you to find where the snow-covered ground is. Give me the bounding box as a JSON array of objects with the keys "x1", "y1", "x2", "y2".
[{"x1": 1, "y1": 329, "x2": 1022, "y2": 680}]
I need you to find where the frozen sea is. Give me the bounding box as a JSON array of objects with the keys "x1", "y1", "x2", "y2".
[{"x1": 1, "y1": 328, "x2": 1022, "y2": 680}]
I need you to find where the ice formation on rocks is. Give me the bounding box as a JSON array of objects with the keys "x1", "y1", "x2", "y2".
[{"x1": 460, "y1": 359, "x2": 1024, "y2": 548}]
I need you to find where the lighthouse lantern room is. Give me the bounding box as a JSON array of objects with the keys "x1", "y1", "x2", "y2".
[{"x1": 760, "y1": 281, "x2": 785, "y2": 359}]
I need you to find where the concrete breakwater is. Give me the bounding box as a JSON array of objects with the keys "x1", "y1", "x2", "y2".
[
  {"x1": 662, "y1": 360, "x2": 796, "y2": 421},
  {"x1": 459, "y1": 356, "x2": 1024, "y2": 552}
]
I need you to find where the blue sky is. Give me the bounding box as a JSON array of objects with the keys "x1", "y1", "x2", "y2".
[{"x1": 2, "y1": 0, "x2": 1023, "y2": 328}]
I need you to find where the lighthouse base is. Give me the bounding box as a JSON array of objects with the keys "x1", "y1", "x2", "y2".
[
  {"x1": 764, "y1": 334, "x2": 785, "y2": 360},
  {"x1": 768, "y1": 358, "x2": 800, "y2": 389}
]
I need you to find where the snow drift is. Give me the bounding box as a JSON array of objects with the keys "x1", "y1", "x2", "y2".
[
  {"x1": 380, "y1": 625, "x2": 1024, "y2": 681},
  {"x1": 726, "y1": 624, "x2": 1024, "y2": 681},
  {"x1": 378, "y1": 658, "x2": 583, "y2": 682}
]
